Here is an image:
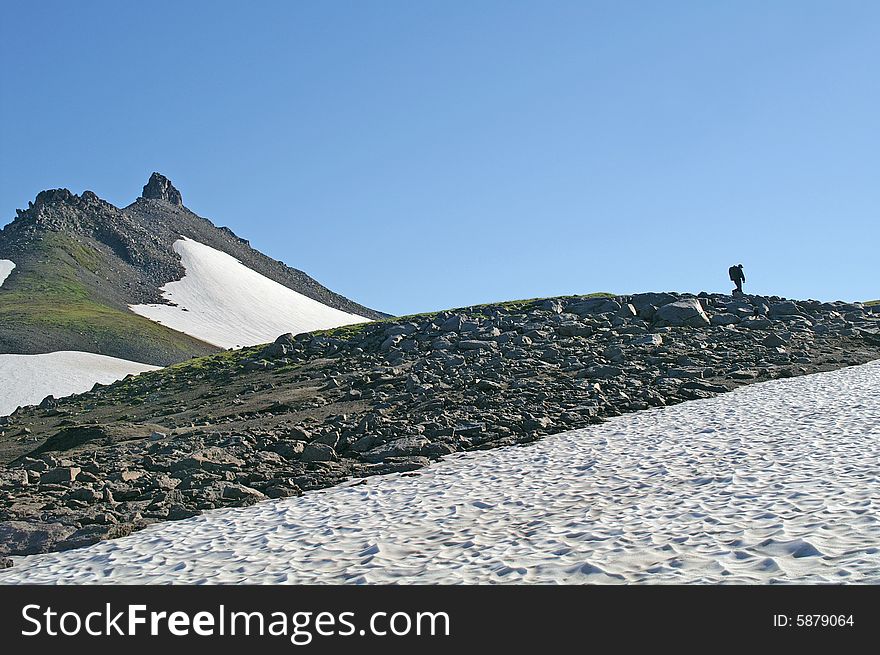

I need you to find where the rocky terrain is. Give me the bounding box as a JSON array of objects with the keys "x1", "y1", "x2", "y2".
[
  {"x1": 1, "y1": 291, "x2": 879, "y2": 559},
  {"x1": 0, "y1": 173, "x2": 385, "y2": 365}
]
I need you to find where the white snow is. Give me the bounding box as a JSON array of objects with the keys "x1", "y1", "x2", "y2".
[
  {"x1": 4, "y1": 360, "x2": 880, "y2": 585},
  {"x1": 0, "y1": 259, "x2": 14, "y2": 287},
  {"x1": 0, "y1": 351, "x2": 159, "y2": 417},
  {"x1": 129, "y1": 238, "x2": 369, "y2": 348}
]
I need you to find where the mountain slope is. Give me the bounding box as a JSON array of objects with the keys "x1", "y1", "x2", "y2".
[
  {"x1": 1, "y1": 291, "x2": 878, "y2": 555},
  {"x1": 0, "y1": 226, "x2": 219, "y2": 366},
  {"x1": 0, "y1": 174, "x2": 383, "y2": 366}
]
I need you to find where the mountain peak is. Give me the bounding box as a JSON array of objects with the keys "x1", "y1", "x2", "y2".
[
  {"x1": 19, "y1": 188, "x2": 110, "y2": 217},
  {"x1": 141, "y1": 172, "x2": 182, "y2": 206}
]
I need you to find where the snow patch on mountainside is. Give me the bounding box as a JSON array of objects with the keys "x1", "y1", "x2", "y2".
[
  {"x1": 0, "y1": 352, "x2": 159, "y2": 416},
  {"x1": 129, "y1": 238, "x2": 369, "y2": 349},
  {"x1": 0, "y1": 259, "x2": 14, "y2": 287}
]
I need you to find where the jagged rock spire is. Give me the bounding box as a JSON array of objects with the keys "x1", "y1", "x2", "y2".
[{"x1": 142, "y1": 172, "x2": 182, "y2": 206}]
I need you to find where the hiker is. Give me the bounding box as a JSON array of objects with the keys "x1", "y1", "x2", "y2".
[{"x1": 728, "y1": 263, "x2": 745, "y2": 295}]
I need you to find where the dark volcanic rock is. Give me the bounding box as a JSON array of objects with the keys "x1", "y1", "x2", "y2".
[
  {"x1": 0, "y1": 290, "x2": 878, "y2": 557},
  {"x1": 56, "y1": 523, "x2": 136, "y2": 552},
  {"x1": 141, "y1": 172, "x2": 183, "y2": 205},
  {"x1": 39, "y1": 467, "x2": 81, "y2": 484},
  {"x1": 0, "y1": 521, "x2": 77, "y2": 556},
  {"x1": 301, "y1": 443, "x2": 337, "y2": 462},
  {"x1": 654, "y1": 298, "x2": 711, "y2": 327}
]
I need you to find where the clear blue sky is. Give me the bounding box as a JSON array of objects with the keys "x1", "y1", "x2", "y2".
[{"x1": 1, "y1": 1, "x2": 877, "y2": 314}]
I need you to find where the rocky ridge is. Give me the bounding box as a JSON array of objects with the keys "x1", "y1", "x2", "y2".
[{"x1": 0, "y1": 291, "x2": 878, "y2": 558}]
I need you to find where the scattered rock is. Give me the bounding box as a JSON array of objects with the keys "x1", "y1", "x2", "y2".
[{"x1": 1, "y1": 289, "x2": 877, "y2": 558}]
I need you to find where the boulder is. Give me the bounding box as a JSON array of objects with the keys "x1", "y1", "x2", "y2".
[
  {"x1": 301, "y1": 443, "x2": 337, "y2": 462},
  {"x1": 362, "y1": 436, "x2": 430, "y2": 463},
  {"x1": 285, "y1": 426, "x2": 312, "y2": 441},
  {"x1": 263, "y1": 341, "x2": 290, "y2": 357},
  {"x1": 762, "y1": 334, "x2": 788, "y2": 348},
  {"x1": 56, "y1": 524, "x2": 135, "y2": 552},
  {"x1": 39, "y1": 467, "x2": 81, "y2": 484},
  {"x1": 272, "y1": 441, "x2": 305, "y2": 459},
  {"x1": 566, "y1": 298, "x2": 621, "y2": 316},
  {"x1": 220, "y1": 484, "x2": 267, "y2": 502},
  {"x1": 380, "y1": 335, "x2": 403, "y2": 351},
  {"x1": 170, "y1": 448, "x2": 245, "y2": 472},
  {"x1": 768, "y1": 301, "x2": 803, "y2": 318},
  {"x1": 615, "y1": 303, "x2": 638, "y2": 319},
  {"x1": 711, "y1": 313, "x2": 741, "y2": 326},
  {"x1": 312, "y1": 431, "x2": 340, "y2": 449},
  {"x1": 585, "y1": 365, "x2": 625, "y2": 378},
  {"x1": 538, "y1": 299, "x2": 563, "y2": 313},
  {"x1": 349, "y1": 434, "x2": 380, "y2": 453},
  {"x1": 556, "y1": 323, "x2": 593, "y2": 337},
  {"x1": 629, "y1": 292, "x2": 678, "y2": 310},
  {"x1": 440, "y1": 315, "x2": 479, "y2": 333},
  {"x1": 274, "y1": 332, "x2": 296, "y2": 345},
  {"x1": 0, "y1": 521, "x2": 77, "y2": 556},
  {"x1": 654, "y1": 299, "x2": 710, "y2": 327}
]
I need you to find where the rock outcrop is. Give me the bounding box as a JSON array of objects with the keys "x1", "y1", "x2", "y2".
[{"x1": 141, "y1": 172, "x2": 183, "y2": 205}]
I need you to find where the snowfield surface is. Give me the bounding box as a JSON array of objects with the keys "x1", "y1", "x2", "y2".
[
  {"x1": 0, "y1": 352, "x2": 159, "y2": 417},
  {"x1": 0, "y1": 259, "x2": 14, "y2": 287},
  {"x1": 130, "y1": 238, "x2": 369, "y2": 348},
  {"x1": 4, "y1": 360, "x2": 880, "y2": 584}
]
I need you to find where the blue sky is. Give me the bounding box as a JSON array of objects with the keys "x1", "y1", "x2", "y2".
[{"x1": 1, "y1": 1, "x2": 877, "y2": 314}]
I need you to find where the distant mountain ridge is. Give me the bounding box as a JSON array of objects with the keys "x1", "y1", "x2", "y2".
[{"x1": 0, "y1": 173, "x2": 384, "y2": 365}]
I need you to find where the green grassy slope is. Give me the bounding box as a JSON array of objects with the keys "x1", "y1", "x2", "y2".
[{"x1": 0, "y1": 232, "x2": 219, "y2": 365}]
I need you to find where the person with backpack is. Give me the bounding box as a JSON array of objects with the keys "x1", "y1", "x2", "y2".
[{"x1": 729, "y1": 263, "x2": 746, "y2": 295}]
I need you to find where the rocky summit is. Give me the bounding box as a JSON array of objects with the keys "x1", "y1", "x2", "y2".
[
  {"x1": 1, "y1": 291, "x2": 878, "y2": 557},
  {"x1": 141, "y1": 172, "x2": 183, "y2": 206}
]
